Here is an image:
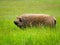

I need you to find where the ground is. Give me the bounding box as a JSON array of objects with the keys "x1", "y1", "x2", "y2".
[{"x1": 0, "y1": 0, "x2": 60, "y2": 45}]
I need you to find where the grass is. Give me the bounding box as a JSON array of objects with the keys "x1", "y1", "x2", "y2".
[{"x1": 0, "y1": 0, "x2": 60, "y2": 45}]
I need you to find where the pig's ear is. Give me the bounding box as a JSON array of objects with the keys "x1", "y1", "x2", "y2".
[
  {"x1": 19, "y1": 18, "x2": 22, "y2": 22},
  {"x1": 17, "y1": 16, "x2": 22, "y2": 22}
]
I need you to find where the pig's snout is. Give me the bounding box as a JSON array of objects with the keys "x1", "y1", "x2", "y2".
[{"x1": 14, "y1": 21, "x2": 18, "y2": 25}]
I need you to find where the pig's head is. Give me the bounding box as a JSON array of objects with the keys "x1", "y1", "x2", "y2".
[{"x1": 14, "y1": 17, "x2": 25, "y2": 28}]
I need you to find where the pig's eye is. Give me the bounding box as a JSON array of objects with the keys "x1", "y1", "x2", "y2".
[{"x1": 19, "y1": 18, "x2": 22, "y2": 22}]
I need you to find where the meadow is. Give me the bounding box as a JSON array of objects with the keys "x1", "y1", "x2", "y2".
[{"x1": 0, "y1": 0, "x2": 60, "y2": 45}]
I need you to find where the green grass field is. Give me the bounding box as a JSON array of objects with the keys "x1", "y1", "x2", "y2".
[{"x1": 0, "y1": 0, "x2": 60, "y2": 45}]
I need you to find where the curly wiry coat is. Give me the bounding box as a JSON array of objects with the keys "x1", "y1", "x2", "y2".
[{"x1": 14, "y1": 14, "x2": 56, "y2": 28}]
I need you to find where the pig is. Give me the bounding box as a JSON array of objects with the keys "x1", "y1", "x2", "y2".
[{"x1": 14, "y1": 14, "x2": 56, "y2": 28}]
